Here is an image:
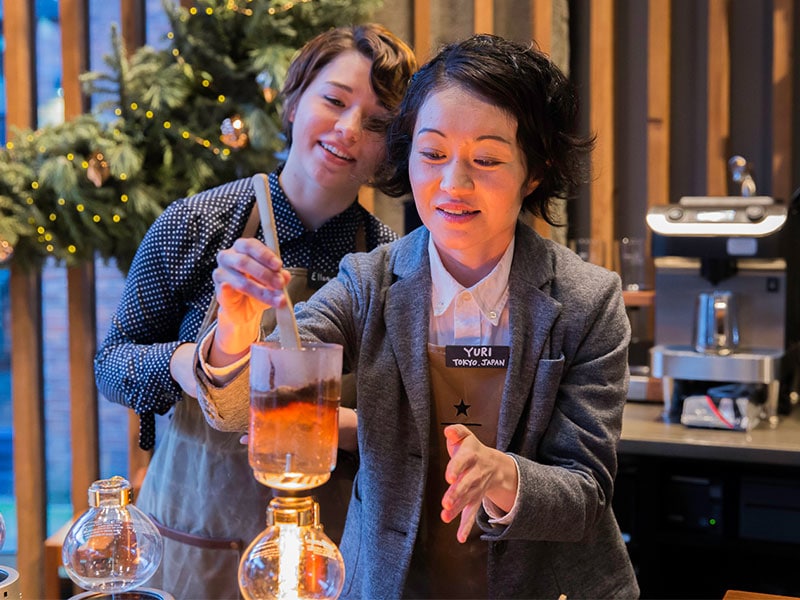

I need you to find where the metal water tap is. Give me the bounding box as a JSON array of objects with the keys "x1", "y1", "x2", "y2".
[{"x1": 728, "y1": 155, "x2": 757, "y2": 196}]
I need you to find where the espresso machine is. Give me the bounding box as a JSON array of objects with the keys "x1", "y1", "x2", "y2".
[{"x1": 646, "y1": 190, "x2": 800, "y2": 427}]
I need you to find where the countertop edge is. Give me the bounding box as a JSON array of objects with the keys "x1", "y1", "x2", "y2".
[{"x1": 619, "y1": 402, "x2": 800, "y2": 467}]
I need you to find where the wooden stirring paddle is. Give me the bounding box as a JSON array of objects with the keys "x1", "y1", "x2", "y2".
[{"x1": 252, "y1": 173, "x2": 302, "y2": 349}]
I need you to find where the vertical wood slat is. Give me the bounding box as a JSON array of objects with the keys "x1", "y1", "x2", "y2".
[
  {"x1": 359, "y1": 187, "x2": 375, "y2": 214},
  {"x1": 706, "y1": 0, "x2": 730, "y2": 196},
  {"x1": 9, "y1": 270, "x2": 45, "y2": 600},
  {"x1": 61, "y1": 0, "x2": 100, "y2": 521},
  {"x1": 531, "y1": 0, "x2": 553, "y2": 54},
  {"x1": 413, "y1": 0, "x2": 432, "y2": 63},
  {"x1": 121, "y1": 0, "x2": 147, "y2": 57},
  {"x1": 647, "y1": 0, "x2": 671, "y2": 208},
  {"x1": 530, "y1": 0, "x2": 555, "y2": 239},
  {"x1": 3, "y1": 0, "x2": 37, "y2": 126},
  {"x1": 771, "y1": 0, "x2": 794, "y2": 203},
  {"x1": 119, "y1": 0, "x2": 156, "y2": 489},
  {"x1": 473, "y1": 0, "x2": 493, "y2": 33},
  {"x1": 3, "y1": 1, "x2": 45, "y2": 598},
  {"x1": 589, "y1": 0, "x2": 616, "y2": 269}
]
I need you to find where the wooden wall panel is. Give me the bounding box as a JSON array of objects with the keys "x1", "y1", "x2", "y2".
[
  {"x1": 707, "y1": 0, "x2": 731, "y2": 196},
  {"x1": 531, "y1": 0, "x2": 553, "y2": 54},
  {"x1": 647, "y1": 0, "x2": 671, "y2": 208},
  {"x1": 60, "y1": 0, "x2": 100, "y2": 522},
  {"x1": 121, "y1": 0, "x2": 147, "y2": 58},
  {"x1": 3, "y1": 1, "x2": 45, "y2": 598},
  {"x1": 119, "y1": 0, "x2": 156, "y2": 495},
  {"x1": 413, "y1": 0, "x2": 432, "y2": 63},
  {"x1": 772, "y1": 0, "x2": 794, "y2": 203},
  {"x1": 589, "y1": 0, "x2": 616, "y2": 268},
  {"x1": 474, "y1": 0, "x2": 494, "y2": 33},
  {"x1": 9, "y1": 269, "x2": 45, "y2": 600},
  {"x1": 530, "y1": 0, "x2": 555, "y2": 239}
]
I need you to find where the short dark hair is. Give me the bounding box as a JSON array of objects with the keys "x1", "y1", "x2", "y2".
[
  {"x1": 280, "y1": 24, "x2": 418, "y2": 147},
  {"x1": 378, "y1": 34, "x2": 594, "y2": 226}
]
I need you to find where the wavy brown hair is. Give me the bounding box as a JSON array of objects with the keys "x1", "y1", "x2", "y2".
[{"x1": 280, "y1": 24, "x2": 418, "y2": 147}]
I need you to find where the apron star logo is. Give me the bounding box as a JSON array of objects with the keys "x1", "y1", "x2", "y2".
[{"x1": 454, "y1": 399, "x2": 471, "y2": 416}]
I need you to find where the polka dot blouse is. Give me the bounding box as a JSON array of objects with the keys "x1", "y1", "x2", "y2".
[{"x1": 94, "y1": 169, "x2": 398, "y2": 450}]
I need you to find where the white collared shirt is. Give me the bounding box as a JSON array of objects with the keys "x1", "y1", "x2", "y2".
[{"x1": 428, "y1": 236, "x2": 513, "y2": 346}]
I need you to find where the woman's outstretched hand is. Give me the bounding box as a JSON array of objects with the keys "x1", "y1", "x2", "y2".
[
  {"x1": 441, "y1": 424, "x2": 519, "y2": 543},
  {"x1": 210, "y1": 237, "x2": 291, "y2": 364}
]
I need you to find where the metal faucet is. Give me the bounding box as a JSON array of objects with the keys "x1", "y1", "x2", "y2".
[{"x1": 728, "y1": 155, "x2": 757, "y2": 196}]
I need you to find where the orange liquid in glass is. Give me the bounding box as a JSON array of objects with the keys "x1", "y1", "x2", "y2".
[{"x1": 249, "y1": 382, "x2": 339, "y2": 490}]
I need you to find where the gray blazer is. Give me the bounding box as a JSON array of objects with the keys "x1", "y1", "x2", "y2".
[{"x1": 285, "y1": 223, "x2": 639, "y2": 599}]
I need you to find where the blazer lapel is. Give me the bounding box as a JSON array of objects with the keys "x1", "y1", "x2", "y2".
[
  {"x1": 384, "y1": 230, "x2": 434, "y2": 451},
  {"x1": 496, "y1": 224, "x2": 562, "y2": 451}
]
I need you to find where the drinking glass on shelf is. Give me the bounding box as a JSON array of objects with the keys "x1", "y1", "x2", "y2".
[
  {"x1": 616, "y1": 237, "x2": 649, "y2": 291},
  {"x1": 569, "y1": 238, "x2": 607, "y2": 265}
]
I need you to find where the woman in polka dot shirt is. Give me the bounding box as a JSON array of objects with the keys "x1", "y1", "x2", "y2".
[{"x1": 93, "y1": 24, "x2": 416, "y2": 599}]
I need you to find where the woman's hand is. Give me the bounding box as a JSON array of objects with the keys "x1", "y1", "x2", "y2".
[
  {"x1": 210, "y1": 238, "x2": 291, "y2": 365},
  {"x1": 440, "y1": 424, "x2": 519, "y2": 543}
]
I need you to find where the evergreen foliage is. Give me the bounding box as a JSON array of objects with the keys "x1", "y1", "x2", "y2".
[{"x1": 0, "y1": 0, "x2": 380, "y2": 272}]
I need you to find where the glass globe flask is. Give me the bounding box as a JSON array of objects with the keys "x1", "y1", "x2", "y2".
[
  {"x1": 62, "y1": 476, "x2": 163, "y2": 593},
  {"x1": 239, "y1": 495, "x2": 345, "y2": 600}
]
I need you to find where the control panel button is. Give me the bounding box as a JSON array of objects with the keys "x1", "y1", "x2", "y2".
[
  {"x1": 666, "y1": 207, "x2": 684, "y2": 221},
  {"x1": 745, "y1": 205, "x2": 765, "y2": 221}
]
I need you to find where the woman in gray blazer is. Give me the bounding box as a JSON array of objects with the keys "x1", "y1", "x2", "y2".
[{"x1": 203, "y1": 33, "x2": 639, "y2": 599}]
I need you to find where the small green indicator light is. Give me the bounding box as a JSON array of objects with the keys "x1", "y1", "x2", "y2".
[{"x1": 709, "y1": 518, "x2": 717, "y2": 526}]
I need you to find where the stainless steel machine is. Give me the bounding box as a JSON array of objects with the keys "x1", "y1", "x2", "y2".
[{"x1": 646, "y1": 191, "x2": 799, "y2": 427}]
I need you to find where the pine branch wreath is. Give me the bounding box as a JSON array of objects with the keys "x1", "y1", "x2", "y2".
[{"x1": 0, "y1": 0, "x2": 380, "y2": 272}]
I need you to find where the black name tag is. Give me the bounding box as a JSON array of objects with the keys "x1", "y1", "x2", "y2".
[
  {"x1": 445, "y1": 345, "x2": 510, "y2": 368},
  {"x1": 307, "y1": 270, "x2": 337, "y2": 290}
]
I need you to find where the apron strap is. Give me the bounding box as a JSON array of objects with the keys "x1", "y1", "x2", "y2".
[{"x1": 149, "y1": 514, "x2": 244, "y2": 551}]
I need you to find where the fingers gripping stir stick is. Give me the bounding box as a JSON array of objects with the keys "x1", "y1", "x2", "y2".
[{"x1": 252, "y1": 173, "x2": 302, "y2": 349}]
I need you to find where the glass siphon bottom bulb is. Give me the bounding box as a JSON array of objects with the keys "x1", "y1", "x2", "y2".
[
  {"x1": 239, "y1": 495, "x2": 345, "y2": 600},
  {"x1": 62, "y1": 476, "x2": 163, "y2": 593}
]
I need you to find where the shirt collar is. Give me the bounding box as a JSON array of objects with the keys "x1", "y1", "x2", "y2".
[
  {"x1": 429, "y1": 235, "x2": 514, "y2": 326},
  {"x1": 268, "y1": 167, "x2": 363, "y2": 247}
]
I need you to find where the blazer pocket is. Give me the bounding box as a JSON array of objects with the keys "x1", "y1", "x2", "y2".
[{"x1": 530, "y1": 354, "x2": 565, "y2": 427}]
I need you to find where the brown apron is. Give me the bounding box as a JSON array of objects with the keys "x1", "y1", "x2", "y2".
[
  {"x1": 404, "y1": 344, "x2": 507, "y2": 599},
  {"x1": 136, "y1": 209, "x2": 363, "y2": 599}
]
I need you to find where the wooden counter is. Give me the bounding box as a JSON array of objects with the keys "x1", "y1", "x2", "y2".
[{"x1": 619, "y1": 401, "x2": 800, "y2": 466}]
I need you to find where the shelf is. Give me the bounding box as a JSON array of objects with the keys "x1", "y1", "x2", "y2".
[{"x1": 622, "y1": 289, "x2": 654, "y2": 307}]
